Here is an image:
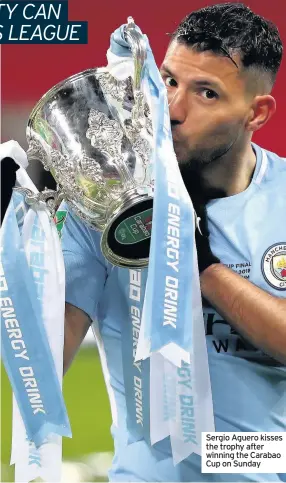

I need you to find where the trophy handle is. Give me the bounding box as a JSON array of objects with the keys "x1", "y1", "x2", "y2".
[
  {"x1": 13, "y1": 186, "x2": 64, "y2": 218},
  {"x1": 124, "y1": 16, "x2": 147, "y2": 91},
  {"x1": 124, "y1": 17, "x2": 147, "y2": 132}
]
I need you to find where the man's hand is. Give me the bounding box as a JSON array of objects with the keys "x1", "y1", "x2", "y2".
[
  {"x1": 184, "y1": 170, "x2": 221, "y2": 273},
  {"x1": 193, "y1": 198, "x2": 220, "y2": 273},
  {"x1": 64, "y1": 302, "x2": 92, "y2": 374}
]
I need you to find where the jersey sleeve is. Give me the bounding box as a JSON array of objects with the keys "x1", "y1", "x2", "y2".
[{"x1": 58, "y1": 202, "x2": 107, "y2": 321}]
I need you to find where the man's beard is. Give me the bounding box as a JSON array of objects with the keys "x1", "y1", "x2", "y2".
[
  {"x1": 177, "y1": 140, "x2": 234, "y2": 171},
  {"x1": 177, "y1": 142, "x2": 234, "y2": 201}
]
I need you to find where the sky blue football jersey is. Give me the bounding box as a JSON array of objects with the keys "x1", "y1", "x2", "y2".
[{"x1": 60, "y1": 143, "x2": 286, "y2": 482}]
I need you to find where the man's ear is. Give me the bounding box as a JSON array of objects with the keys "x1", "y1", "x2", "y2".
[{"x1": 246, "y1": 95, "x2": 276, "y2": 133}]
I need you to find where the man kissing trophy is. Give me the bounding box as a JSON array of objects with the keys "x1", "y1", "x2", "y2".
[{"x1": 1, "y1": 17, "x2": 213, "y2": 482}]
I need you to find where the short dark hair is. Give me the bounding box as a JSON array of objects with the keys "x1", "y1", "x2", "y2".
[{"x1": 171, "y1": 3, "x2": 283, "y2": 86}]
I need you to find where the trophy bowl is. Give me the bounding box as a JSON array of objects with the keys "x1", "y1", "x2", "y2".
[{"x1": 26, "y1": 19, "x2": 154, "y2": 268}]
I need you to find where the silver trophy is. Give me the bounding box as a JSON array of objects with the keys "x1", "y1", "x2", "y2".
[{"x1": 24, "y1": 17, "x2": 154, "y2": 268}]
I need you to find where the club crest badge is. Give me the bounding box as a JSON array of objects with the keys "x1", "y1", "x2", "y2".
[{"x1": 261, "y1": 243, "x2": 286, "y2": 290}]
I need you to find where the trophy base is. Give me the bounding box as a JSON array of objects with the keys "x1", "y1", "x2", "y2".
[{"x1": 101, "y1": 195, "x2": 153, "y2": 268}]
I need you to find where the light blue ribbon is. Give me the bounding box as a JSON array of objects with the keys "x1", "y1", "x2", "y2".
[
  {"x1": 1, "y1": 192, "x2": 71, "y2": 447},
  {"x1": 144, "y1": 54, "x2": 195, "y2": 353},
  {"x1": 110, "y1": 24, "x2": 194, "y2": 354},
  {"x1": 120, "y1": 269, "x2": 150, "y2": 444},
  {"x1": 110, "y1": 24, "x2": 196, "y2": 450}
]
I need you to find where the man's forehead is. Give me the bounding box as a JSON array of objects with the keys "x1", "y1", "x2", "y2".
[{"x1": 161, "y1": 41, "x2": 242, "y2": 85}]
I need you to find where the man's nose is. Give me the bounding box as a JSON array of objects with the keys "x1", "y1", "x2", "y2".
[{"x1": 168, "y1": 90, "x2": 188, "y2": 125}]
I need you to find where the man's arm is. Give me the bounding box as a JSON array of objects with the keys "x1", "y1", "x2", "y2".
[
  {"x1": 200, "y1": 263, "x2": 286, "y2": 364},
  {"x1": 63, "y1": 302, "x2": 92, "y2": 374}
]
